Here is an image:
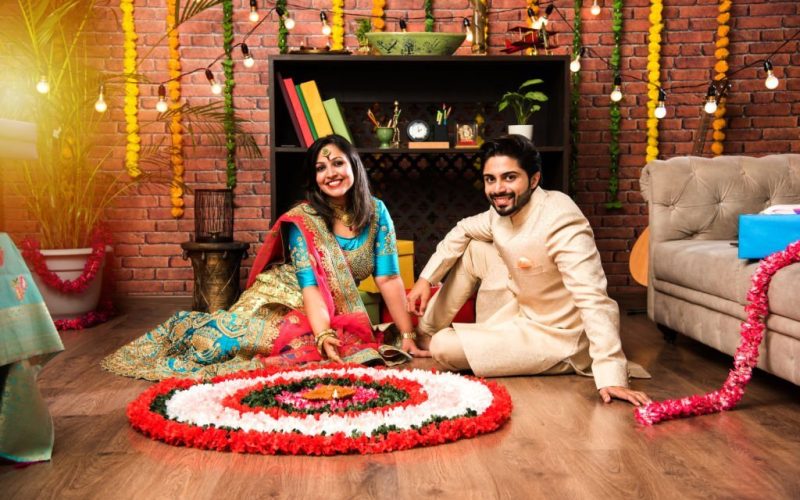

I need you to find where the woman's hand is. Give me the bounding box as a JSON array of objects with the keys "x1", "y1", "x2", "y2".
[
  {"x1": 402, "y1": 338, "x2": 431, "y2": 358},
  {"x1": 321, "y1": 336, "x2": 343, "y2": 362}
]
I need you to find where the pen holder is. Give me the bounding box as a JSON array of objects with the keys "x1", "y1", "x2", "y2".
[
  {"x1": 433, "y1": 124, "x2": 448, "y2": 143},
  {"x1": 375, "y1": 127, "x2": 394, "y2": 149}
]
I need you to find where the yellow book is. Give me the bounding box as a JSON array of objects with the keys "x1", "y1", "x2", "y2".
[{"x1": 298, "y1": 81, "x2": 333, "y2": 137}]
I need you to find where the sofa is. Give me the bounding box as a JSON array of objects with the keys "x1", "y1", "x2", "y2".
[{"x1": 640, "y1": 154, "x2": 800, "y2": 385}]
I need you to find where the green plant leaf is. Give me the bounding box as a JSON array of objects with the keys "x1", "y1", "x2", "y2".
[{"x1": 519, "y1": 78, "x2": 544, "y2": 89}]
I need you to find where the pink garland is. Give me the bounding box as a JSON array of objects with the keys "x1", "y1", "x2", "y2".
[
  {"x1": 21, "y1": 230, "x2": 110, "y2": 294},
  {"x1": 635, "y1": 240, "x2": 800, "y2": 425}
]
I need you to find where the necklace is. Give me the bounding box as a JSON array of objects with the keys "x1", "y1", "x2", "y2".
[{"x1": 331, "y1": 205, "x2": 354, "y2": 227}]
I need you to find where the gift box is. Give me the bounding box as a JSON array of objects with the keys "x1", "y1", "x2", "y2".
[
  {"x1": 738, "y1": 214, "x2": 800, "y2": 259},
  {"x1": 358, "y1": 240, "x2": 414, "y2": 293},
  {"x1": 359, "y1": 290, "x2": 382, "y2": 325},
  {"x1": 380, "y1": 285, "x2": 476, "y2": 326}
]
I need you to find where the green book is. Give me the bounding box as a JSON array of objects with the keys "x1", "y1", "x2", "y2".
[
  {"x1": 322, "y1": 98, "x2": 354, "y2": 144},
  {"x1": 295, "y1": 84, "x2": 318, "y2": 140}
]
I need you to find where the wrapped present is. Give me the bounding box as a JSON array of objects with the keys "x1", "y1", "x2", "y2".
[
  {"x1": 738, "y1": 214, "x2": 800, "y2": 259},
  {"x1": 359, "y1": 290, "x2": 381, "y2": 325},
  {"x1": 358, "y1": 240, "x2": 414, "y2": 293},
  {"x1": 381, "y1": 285, "x2": 476, "y2": 326}
]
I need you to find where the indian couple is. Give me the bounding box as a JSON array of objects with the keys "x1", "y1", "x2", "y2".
[{"x1": 104, "y1": 134, "x2": 650, "y2": 405}]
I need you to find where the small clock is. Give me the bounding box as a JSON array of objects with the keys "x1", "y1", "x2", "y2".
[{"x1": 406, "y1": 119, "x2": 431, "y2": 142}]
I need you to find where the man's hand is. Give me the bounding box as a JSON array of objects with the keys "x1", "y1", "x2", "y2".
[
  {"x1": 406, "y1": 279, "x2": 432, "y2": 316},
  {"x1": 598, "y1": 386, "x2": 651, "y2": 406},
  {"x1": 402, "y1": 338, "x2": 431, "y2": 358}
]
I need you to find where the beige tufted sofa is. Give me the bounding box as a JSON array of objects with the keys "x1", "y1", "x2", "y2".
[{"x1": 641, "y1": 154, "x2": 800, "y2": 385}]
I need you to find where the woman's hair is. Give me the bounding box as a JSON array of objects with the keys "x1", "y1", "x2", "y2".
[
  {"x1": 304, "y1": 134, "x2": 374, "y2": 232},
  {"x1": 479, "y1": 134, "x2": 542, "y2": 179}
]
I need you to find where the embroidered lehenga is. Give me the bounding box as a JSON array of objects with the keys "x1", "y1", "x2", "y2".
[{"x1": 102, "y1": 199, "x2": 407, "y2": 381}]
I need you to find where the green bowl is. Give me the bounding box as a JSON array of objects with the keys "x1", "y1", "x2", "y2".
[{"x1": 365, "y1": 32, "x2": 466, "y2": 56}]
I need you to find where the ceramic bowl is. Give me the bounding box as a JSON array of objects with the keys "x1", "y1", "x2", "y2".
[{"x1": 365, "y1": 32, "x2": 466, "y2": 56}]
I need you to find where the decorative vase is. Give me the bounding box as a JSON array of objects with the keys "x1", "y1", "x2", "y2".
[
  {"x1": 470, "y1": 0, "x2": 489, "y2": 55},
  {"x1": 31, "y1": 247, "x2": 110, "y2": 320},
  {"x1": 508, "y1": 124, "x2": 534, "y2": 141},
  {"x1": 375, "y1": 127, "x2": 394, "y2": 149}
]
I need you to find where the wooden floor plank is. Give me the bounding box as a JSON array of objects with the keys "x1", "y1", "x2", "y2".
[{"x1": 2, "y1": 296, "x2": 799, "y2": 499}]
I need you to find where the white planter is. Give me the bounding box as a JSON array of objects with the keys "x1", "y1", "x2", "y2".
[
  {"x1": 31, "y1": 246, "x2": 110, "y2": 320},
  {"x1": 508, "y1": 124, "x2": 534, "y2": 141}
]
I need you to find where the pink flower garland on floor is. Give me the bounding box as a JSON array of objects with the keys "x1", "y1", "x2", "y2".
[{"x1": 635, "y1": 240, "x2": 800, "y2": 425}]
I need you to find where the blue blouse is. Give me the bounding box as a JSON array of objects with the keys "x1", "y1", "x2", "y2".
[{"x1": 288, "y1": 199, "x2": 400, "y2": 288}]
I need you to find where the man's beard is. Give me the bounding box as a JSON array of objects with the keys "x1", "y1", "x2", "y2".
[{"x1": 488, "y1": 187, "x2": 534, "y2": 216}]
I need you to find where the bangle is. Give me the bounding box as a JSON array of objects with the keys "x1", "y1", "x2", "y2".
[
  {"x1": 315, "y1": 328, "x2": 337, "y2": 355},
  {"x1": 400, "y1": 331, "x2": 417, "y2": 340}
]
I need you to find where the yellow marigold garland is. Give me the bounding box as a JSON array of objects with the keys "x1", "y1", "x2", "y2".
[
  {"x1": 372, "y1": 0, "x2": 385, "y2": 31},
  {"x1": 645, "y1": 0, "x2": 663, "y2": 163},
  {"x1": 121, "y1": 0, "x2": 141, "y2": 178},
  {"x1": 711, "y1": 0, "x2": 732, "y2": 156},
  {"x1": 331, "y1": 0, "x2": 345, "y2": 50},
  {"x1": 166, "y1": 0, "x2": 184, "y2": 218}
]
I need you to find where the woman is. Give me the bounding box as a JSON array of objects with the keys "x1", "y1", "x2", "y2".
[{"x1": 103, "y1": 135, "x2": 428, "y2": 381}]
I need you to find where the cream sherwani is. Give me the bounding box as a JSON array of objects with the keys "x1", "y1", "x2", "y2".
[{"x1": 418, "y1": 187, "x2": 630, "y2": 389}]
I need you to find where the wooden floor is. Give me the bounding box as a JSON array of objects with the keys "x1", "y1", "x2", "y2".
[{"x1": 2, "y1": 296, "x2": 799, "y2": 499}]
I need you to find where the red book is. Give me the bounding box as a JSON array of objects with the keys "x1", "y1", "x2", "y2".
[{"x1": 278, "y1": 75, "x2": 313, "y2": 147}]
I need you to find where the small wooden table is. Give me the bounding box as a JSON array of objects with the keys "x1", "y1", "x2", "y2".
[{"x1": 181, "y1": 241, "x2": 250, "y2": 313}]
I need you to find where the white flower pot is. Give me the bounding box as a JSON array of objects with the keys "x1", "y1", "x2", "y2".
[
  {"x1": 508, "y1": 124, "x2": 534, "y2": 141},
  {"x1": 31, "y1": 246, "x2": 110, "y2": 320}
]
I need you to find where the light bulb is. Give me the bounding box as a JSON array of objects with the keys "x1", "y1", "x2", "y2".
[
  {"x1": 94, "y1": 94, "x2": 107, "y2": 113},
  {"x1": 765, "y1": 72, "x2": 779, "y2": 90},
  {"x1": 211, "y1": 82, "x2": 223, "y2": 95},
  {"x1": 322, "y1": 22, "x2": 332, "y2": 36},
  {"x1": 610, "y1": 86, "x2": 623, "y2": 102},
  {"x1": 156, "y1": 84, "x2": 168, "y2": 112},
  {"x1": 466, "y1": 29, "x2": 474, "y2": 43},
  {"x1": 704, "y1": 98, "x2": 717, "y2": 114},
  {"x1": 590, "y1": 0, "x2": 601, "y2": 16},
  {"x1": 241, "y1": 43, "x2": 255, "y2": 68},
  {"x1": 570, "y1": 58, "x2": 581, "y2": 73},
  {"x1": 36, "y1": 76, "x2": 50, "y2": 94},
  {"x1": 249, "y1": 0, "x2": 259, "y2": 22},
  {"x1": 463, "y1": 18, "x2": 473, "y2": 43},
  {"x1": 654, "y1": 102, "x2": 667, "y2": 119},
  {"x1": 532, "y1": 18, "x2": 543, "y2": 30},
  {"x1": 284, "y1": 16, "x2": 295, "y2": 30}
]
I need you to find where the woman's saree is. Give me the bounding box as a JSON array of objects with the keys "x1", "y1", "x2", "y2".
[{"x1": 101, "y1": 202, "x2": 409, "y2": 381}]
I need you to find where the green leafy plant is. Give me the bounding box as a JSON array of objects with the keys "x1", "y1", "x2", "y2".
[
  {"x1": 497, "y1": 79, "x2": 549, "y2": 125},
  {"x1": 0, "y1": 0, "x2": 260, "y2": 249}
]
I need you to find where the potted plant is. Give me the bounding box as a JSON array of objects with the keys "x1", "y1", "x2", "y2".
[
  {"x1": 497, "y1": 78, "x2": 549, "y2": 141},
  {"x1": 1, "y1": 0, "x2": 260, "y2": 325}
]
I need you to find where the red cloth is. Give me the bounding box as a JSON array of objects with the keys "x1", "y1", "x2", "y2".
[{"x1": 381, "y1": 285, "x2": 476, "y2": 325}]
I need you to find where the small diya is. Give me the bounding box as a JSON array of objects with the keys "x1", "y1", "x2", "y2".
[{"x1": 301, "y1": 385, "x2": 356, "y2": 401}]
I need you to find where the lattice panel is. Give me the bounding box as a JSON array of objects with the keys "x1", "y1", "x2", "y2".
[{"x1": 363, "y1": 152, "x2": 487, "y2": 277}]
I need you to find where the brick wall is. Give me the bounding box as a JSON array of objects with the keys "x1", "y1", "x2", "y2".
[{"x1": 2, "y1": 0, "x2": 799, "y2": 296}]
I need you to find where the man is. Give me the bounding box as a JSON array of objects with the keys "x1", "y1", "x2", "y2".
[{"x1": 407, "y1": 135, "x2": 650, "y2": 406}]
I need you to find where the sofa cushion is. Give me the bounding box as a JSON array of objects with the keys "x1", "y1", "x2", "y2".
[{"x1": 653, "y1": 239, "x2": 800, "y2": 325}]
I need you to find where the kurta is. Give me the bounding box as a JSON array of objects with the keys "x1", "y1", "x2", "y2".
[{"x1": 419, "y1": 187, "x2": 629, "y2": 388}]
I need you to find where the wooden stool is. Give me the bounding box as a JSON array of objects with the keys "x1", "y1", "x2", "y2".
[{"x1": 181, "y1": 241, "x2": 249, "y2": 313}]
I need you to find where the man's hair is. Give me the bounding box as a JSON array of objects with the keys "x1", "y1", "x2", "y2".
[{"x1": 479, "y1": 134, "x2": 542, "y2": 178}]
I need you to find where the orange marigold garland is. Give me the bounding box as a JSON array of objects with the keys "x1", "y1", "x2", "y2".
[
  {"x1": 645, "y1": 0, "x2": 663, "y2": 163},
  {"x1": 166, "y1": 0, "x2": 185, "y2": 218},
  {"x1": 331, "y1": 0, "x2": 345, "y2": 50},
  {"x1": 372, "y1": 0, "x2": 385, "y2": 31},
  {"x1": 711, "y1": 0, "x2": 732, "y2": 156},
  {"x1": 121, "y1": 0, "x2": 141, "y2": 178}
]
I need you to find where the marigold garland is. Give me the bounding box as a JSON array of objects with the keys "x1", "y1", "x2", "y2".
[
  {"x1": 636, "y1": 240, "x2": 800, "y2": 425},
  {"x1": 331, "y1": 0, "x2": 345, "y2": 50},
  {"x1": 711, "y1": 0, "x2": 732, "y2": 156},
  {"x1": 166, "y1": 0, "x2": 185, "y2": 219},
  {"x1": 605, "y1": 0, "x2": 623, "y2": 209},
  {"x1": 372, "y1": 0, "x2": 386, "y2": 31},
  {"x1": 569, "y1": 0, "x2": 582, "y2": 196},
  {"x1": 526, "y1": 0, "x2": 539, "y2": 55},
  {"x1": 277, "y1": 0, "x2": 288, "y2": 54},
  {"x1": 222, "y1": 0, "x2": 237, "y2": 188},
  {"x1": 645, "y1": 0, "x2": 664, "y2": 163},
  {"x1": 120, "y1": 0, "x2": 141, "y2": 178}
]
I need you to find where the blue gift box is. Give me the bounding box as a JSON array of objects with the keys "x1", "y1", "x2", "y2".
[{"x1": 738, "y1": 214, "x2": 800, "y2": 259}]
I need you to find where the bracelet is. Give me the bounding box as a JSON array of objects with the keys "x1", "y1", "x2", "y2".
[
  {"x1": 315, "y1": 328, "x2": 337, "y2": 355},
  {"x1": 400, "y1": 331, "x2": 417, "y2": 340}
]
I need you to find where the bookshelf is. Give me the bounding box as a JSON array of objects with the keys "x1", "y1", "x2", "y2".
[{"x1": 268, "y1": 55, "x2": 572, "y2": 272}]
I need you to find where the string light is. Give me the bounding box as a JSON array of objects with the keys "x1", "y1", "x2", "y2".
[
  {"x1": 542, "y1": 5, "x2": 554, "y2": 26},
  {"x1": 763, "y1": 60, "x2": 779, "y2": 89},
  {"x1": 704, "y1": 84, "x2": 718, "y2": 114},
  {"x1": 654, "y1": 88, "x2": 667, "y2": 119},
  {"x1": 248, "y1": 0, "x2": 259, "y2": 22},
  {"x1": 463, "y1": 18, "x2": 473, "y2": 43},
  {"x1": 155, "y1": 84, "x2": 168, "y2": 113},
  {"x1": 275, "y1": 6, "x2": 295, "y2": 30},
  {"x1": 241, "y1": 43, "x2": 255, "y2": 68},
  {"x1": 610, "y1": 76, "x2": 623, "y2": 102},
  {"x1": 94, "y1": 85, "x2": 107, "y2": 113},
  {"x1": 570, "y1": 47, "x2": 586, "y2": 73},
  {"x1": 205, "y1": 68, "x2": 223, "y2": 95},
  {"x1": 319, "y1": 11, "x2": 332, "y2": 35},
  {"x1": 399, "y1": 18, "x2": 408, "y2": 32},
  {"x1": 36, "y1": 75, "x2": 49, "y2": 94},
  {"x1": 590, "y1": 0, "x2": 601, "y2": 16}
]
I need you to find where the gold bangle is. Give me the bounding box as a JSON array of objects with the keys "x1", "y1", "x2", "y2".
[
  {"x1": 400, "y1": 331, "x2": 417, "y2": 340},
  {"x1": 315, "y1": 328, "x2": 337, "y2": 354}
]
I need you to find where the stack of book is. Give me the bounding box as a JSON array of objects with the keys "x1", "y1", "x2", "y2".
[{"x1": 277, "y1": 73, "x2": 354, "y2": 147}]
